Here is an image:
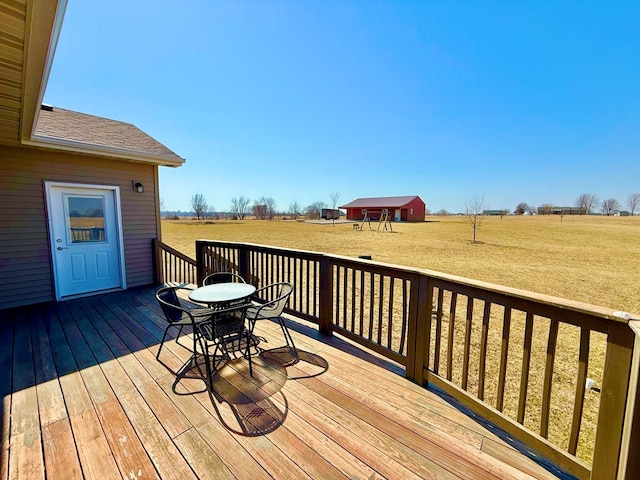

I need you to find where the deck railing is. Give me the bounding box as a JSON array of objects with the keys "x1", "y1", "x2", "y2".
[
  {"x1": 153, "y1": 239, "x2": 197, "y2": 284},
  {"x1": 156, "y1": 239, "x2": 640, "y2": 480}
]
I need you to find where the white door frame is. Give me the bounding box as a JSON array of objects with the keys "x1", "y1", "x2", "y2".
[{"x1": 45, "y1": 181, "x2": 127, "y2": 300}]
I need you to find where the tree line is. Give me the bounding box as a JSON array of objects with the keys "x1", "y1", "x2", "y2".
[
  {"x1": 513, "y1": 193, "x2": 640, "y2": 216},
  {"x1": 186, "y1": 192, "x2": 341, "y2": 221}
]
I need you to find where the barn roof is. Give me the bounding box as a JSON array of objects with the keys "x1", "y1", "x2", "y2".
[
  {"x1": 33, "y1": 106, "x2": 184, "y2": 166},
  {"x1": 340, "y1": 196, "x2": 424, "y2": 208}
]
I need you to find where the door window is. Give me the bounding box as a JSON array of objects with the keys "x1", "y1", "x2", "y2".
[{"x1": 65, "y1": 195, "x2": 106, "y2": 243}]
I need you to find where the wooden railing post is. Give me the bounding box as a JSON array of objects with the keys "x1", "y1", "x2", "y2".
[
  {"x1": 195, "y1": 240, "x2": 206, "y2": 286},
  {"x1": 318, "y1": 256, "x2": 333, "y2": 335},
  {"x1": 591, "y1": 321, "x2": 635, "y2": 479},
  {"x1": 152, "y1": 238, "x2": 163, "y2": 284},
  {"x1": 237, "y1": 244, "x2": 252, "y2": 285},
  {"x1": 621, "y1": 320, "x2": 640, "y2": 480},
  {"x1": 406, "y1": 273, "x2": 431, "y2": 385}
]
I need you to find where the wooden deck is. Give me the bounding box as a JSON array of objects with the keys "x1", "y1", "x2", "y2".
[{"x1": 1, "y1": 285, "x2": 568, "y2": 479}]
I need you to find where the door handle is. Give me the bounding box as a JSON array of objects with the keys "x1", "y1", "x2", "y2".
[{"x1": 57, "y1": 246, "x2": 69, "y2": 250}]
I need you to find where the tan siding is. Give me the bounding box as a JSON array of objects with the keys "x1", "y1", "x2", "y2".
[{"x1": 0, "y1": 145, "x2": 160, "y2": 309}]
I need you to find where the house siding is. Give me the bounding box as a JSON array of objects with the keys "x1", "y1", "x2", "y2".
[{"x1": 0, "y1": 145, "x2": 160, "y2": 309}]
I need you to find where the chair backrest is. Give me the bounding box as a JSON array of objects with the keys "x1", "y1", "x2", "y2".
[
  {"x1": 202, "y1": 272, "x2": 246, "y2": 286},
  {"x1": 254, "y1": 282, "x2": 293, "y2": 319},
  {"x1": 201, "y1": 302, "x2": 251, "y2": 341},
  {"x1": 156, "y1": 286, "x2": 187, "y2": 323}
]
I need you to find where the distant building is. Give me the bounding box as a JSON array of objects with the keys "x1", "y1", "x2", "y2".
[
  {"x1": 321, "y1": 208, "x2": 341, "y2": 220},
  {"x1": 537, "y1": 206, "x2": 587, "y2": 215},
  {"x1": 483, "y1": 210, "x2": 507, "y2": 216},
  {"x1": 340, "y1": 196, "x2": 426, "y2": 222}
]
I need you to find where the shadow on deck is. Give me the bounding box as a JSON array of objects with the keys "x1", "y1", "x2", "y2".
[{"x1": 1, "y1": 285, "x2": 570, "y2": 479}]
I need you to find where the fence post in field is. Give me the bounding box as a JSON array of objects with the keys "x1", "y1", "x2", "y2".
[
  {"x1": 318, "y1": 256, "x2": 333, "y2": 335},
  {"x1": 195, "y1": 240, "x2": 206, "y2": 286},
  {"x1": 591, "y1": 321, "x2": 635, "y2": 479},
  {"x1": 152, "y1": 238, "x2": 163, "y2": 284},
  {"x1": 406, "y1": 273, "x2": 432, "y2": 384}
]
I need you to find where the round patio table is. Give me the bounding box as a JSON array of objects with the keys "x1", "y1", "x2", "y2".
[{"x1": 188, "y1": 282, "x2": 256, "y2": 307}]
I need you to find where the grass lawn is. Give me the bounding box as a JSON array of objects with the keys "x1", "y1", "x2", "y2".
[{"x1": 162, "y1": 214, "x2": 640, "y2": 315}]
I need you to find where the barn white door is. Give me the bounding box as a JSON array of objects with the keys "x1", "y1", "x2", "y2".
[{"x1": 46, "y1": 183, "x2": 125, "y2": 300}]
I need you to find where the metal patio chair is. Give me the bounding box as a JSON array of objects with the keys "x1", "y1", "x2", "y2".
[
  {"x1": 197, "y1": 300, "x2": 258, "y2": 378},
  {"x1": 246, "y1": 282, "x2": 297, "y2": 364},
  {"x1": 202, "y1": 271, "x2": 246, "y2": 286},
  {"x1": 155, "y1": 285, "x2": 214, "y2": 360}
]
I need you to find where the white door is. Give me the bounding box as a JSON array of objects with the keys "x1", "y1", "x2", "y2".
[
  {"x1": 395, "y1": 209, "x2": 401, "y2": 221},
  {"x1": 47, "y1": 183, "x2": 124, "y2": 299}
]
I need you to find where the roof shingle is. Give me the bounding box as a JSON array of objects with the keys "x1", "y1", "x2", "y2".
[{"x1": 34, "y1": 106, "x2": 184, "y2": 164}]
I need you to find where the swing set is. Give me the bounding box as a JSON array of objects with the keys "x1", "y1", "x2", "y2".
[{"x1": 353, "y1": 209, "x2": 393, "y2": 232}]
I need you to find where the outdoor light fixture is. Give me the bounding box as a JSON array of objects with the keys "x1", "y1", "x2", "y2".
[{"x1": 132, "y1": 181, "x2": 144, "y2": 193}]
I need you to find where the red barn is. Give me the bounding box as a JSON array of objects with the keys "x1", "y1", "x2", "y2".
[{"x1": 340, "y1": 196, "x2": 426, "y2": 222}]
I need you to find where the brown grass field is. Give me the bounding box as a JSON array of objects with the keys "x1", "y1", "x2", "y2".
[
  {"x1": 161, "y1": 214, "x2": 640, "y2": 464},
  {"x1": 161, "y1": 214, "x2": 640, "y2": 314}
]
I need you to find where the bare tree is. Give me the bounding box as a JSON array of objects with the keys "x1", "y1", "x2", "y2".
[
  {"x1": 252, "y1": 203, "x2": 267, "y2": 220},
  {"x1": 514, "y1": 202, "x2": 529, "y2": 215},
  {"x1": 289, "y1": 201, "x2": 300, "y2": 220},
  {"x1": 435, "y1": 209, "x2": 448, "y2": 216},
  {"x1": 230, "y1": 195, "x2": 251, "y2": 220},
  {"x1": 526, "y1": 204, "x2": 537, "y2": 215},
  {"x1": 462, "y1": 196, "x2": 485, "y2": 243},
  {"x1": 576, "y1": 194, "x2": 588, "y2": 215},
  {"x1": 601, "y1": 198, "x2": 621, "y2": 216},
  {"x1": 577, "y1": 193, "x2": 598, "y2": 215},
  {"x1": 539, "y1": 203, "x2": 553, "y2": 215},
  {"x1": 329, "y1": 191, "x2": 340, "y2": 225},
  {"x1": 329, "y1": 191, "x2": 340, "y2": 209},
  {"x1": 252, "y1": 197, "x2": 267, "y2": 220},
  {"x1": 190, "y1": 193, "x2": 208, "y2": 220},
  {"x1": 305, "y1": 201, "x2": 326, "y2": 220},
  {"x1": 251, "y1": 196, "x2": 277, "y2": 220},
  {"x1": 560, "y1": 207, "x2": 570, "y2": 223},
  {"x1": 626, "y1": 193, "x2": 640, "y2": 215},
  {"x1": 264, "y1": 197, "x2": 277, "y2": 220}
]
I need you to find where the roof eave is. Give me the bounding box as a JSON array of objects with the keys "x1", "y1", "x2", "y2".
[
  {"x1": 21, "y1": 0, "x2": 67, "y2": 143},
  {"x1": 24, "y1": 135, "x2": 186, "y2": 167}
]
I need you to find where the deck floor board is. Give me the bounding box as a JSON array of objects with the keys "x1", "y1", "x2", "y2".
[{"x1": 1, "y1": 286, "x2": 566, "y2": 480}]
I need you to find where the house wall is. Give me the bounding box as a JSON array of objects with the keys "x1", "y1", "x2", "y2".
[{"x1": 0, "y1": 145, "x2": 160, "y2": 309}]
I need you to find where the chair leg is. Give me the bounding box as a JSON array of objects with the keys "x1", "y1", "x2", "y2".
[
  {"x1": 278, "y1": 317, "x2": 297, "y2": 353},
  {"x1": 246, "y1": 332, "x2": 253, "y2": 377},
  {"x1": 156, "y1": 326, "x2": 171, "y2": 360},
  {"x1": 174, "y1": 324, "x2": 186, "y2": 348},
  {"x1": 199, "y1": 340, "x2": 212, "y2": 388},
  {"x1": 211, "y1": 341, "x2": 228, "y2": 371}
]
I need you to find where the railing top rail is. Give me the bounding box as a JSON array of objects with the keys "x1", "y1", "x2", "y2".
[
  {"x1": 196, "y1": 239, "x2": 326, "y2": 260},
  {"x1": 194, "y1": 239, "x2": 639, "y2": 325},
  {"x1": 156, "y1": 240, "x2": 197, "y2": 265}
]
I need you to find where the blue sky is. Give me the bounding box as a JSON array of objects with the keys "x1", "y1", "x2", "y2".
[{"x1": 43, "y1": 1, "x2": 640, "y2": 213}]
